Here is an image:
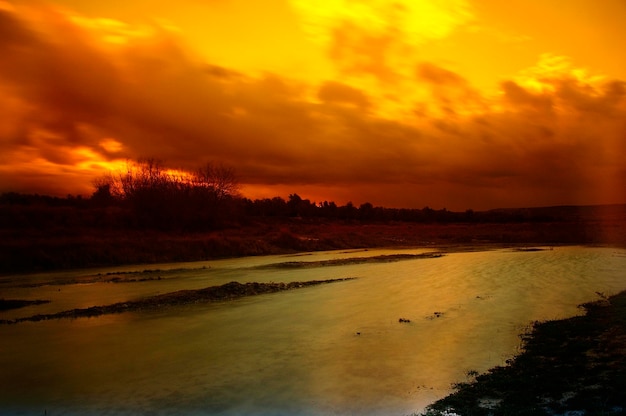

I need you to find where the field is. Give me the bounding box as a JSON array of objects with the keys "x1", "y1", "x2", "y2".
[{"x1": 2, "y1": 203, "x2": 626, "y2": 274}]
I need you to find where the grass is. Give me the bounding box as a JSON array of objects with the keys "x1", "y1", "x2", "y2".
[{"x1": 3, "y1": 217, "x2": 623, "y2": 274}]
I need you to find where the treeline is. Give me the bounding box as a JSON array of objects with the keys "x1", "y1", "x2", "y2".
[
  {"x1": 240, "y1": 195, "x2": 559, "y2": 223},
  {"x1": 0, "y1": 158, "x2": 577, "y2": 232}
]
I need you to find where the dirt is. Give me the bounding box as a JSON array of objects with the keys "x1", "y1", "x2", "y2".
[
  {"x1": 420, "y1": 290, "x2": 626, "y2": 416},
  {"x1": 0, "y1": 299, "x2": 50, "y2": 311},
  {"x1": 0, "y1": 278, "x2": 355, "y2": 325}
]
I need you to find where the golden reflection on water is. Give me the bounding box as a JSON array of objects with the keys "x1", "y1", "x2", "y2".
[{"x1": 1, "y1": 247, "x2": 625, "y2": 415}]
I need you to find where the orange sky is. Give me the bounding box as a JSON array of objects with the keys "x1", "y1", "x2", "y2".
[{"x1": 1, "y1": 0, "x2": 625, "y2": 210}]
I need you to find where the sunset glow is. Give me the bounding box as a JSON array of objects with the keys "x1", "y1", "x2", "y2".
[{"x1": 1, "y1": 0, "x2": 625, "y2": 209}]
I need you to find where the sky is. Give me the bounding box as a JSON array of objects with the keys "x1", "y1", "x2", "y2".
[{"x1": 0, "y1": 0, "x2": 625, "y2": 210}]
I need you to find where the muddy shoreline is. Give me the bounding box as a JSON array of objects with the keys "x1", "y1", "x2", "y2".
[
  {"x1": 0, "y1": 299, "x2": 50, "y2": 312},
  {"x1": 420, "y1": 290, "x2": 626, "y2": 415},
  {"x1": 0, "y1": 278, "x2": 355, "y2": 325},
  {"x1": 255, "y1": 252, "x2": 444, "y2": 269}
]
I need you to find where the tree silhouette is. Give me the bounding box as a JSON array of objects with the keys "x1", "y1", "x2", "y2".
[
  {"x1": 89, "y1": 158, "x2": 240, "y2": 229},
  {"x1": 193, "y1": 162, "x2": 239, "y2": 201}
]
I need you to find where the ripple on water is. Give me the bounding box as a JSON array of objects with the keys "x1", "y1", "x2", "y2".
[{"x1": 1, "y1": 246, "x2": 625, "y2": 416}]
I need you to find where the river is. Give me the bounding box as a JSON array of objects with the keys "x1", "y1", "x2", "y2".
[{"x1": 1, "y1": 246, "x2": 625, "y2": 415}]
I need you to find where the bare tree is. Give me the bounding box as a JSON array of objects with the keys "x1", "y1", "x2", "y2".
[
  {"x1": 193, "y1": 162, "x2": 239, "y2": 200},
  {"x1": 89, "y1": 158, "x2": 240, "y2": 229}
]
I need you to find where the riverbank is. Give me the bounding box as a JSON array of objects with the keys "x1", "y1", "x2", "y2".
[
  {"x1": 3, "y1": 217, "x2": 624, "y2": 274},
  {"x1": 420, "y1": 290, "x2": 626, "y2": 416},
  {"x1": 0, "y1": 278, "x2": 355, "y2": 324}
]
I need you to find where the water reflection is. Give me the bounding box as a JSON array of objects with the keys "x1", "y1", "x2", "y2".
[{"x1": 1, "y1": 246, "x2": 625, "y2": 415}]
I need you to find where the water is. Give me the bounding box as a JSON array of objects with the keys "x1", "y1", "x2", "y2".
[{"x1": 1, "y1": 246, "x2": 625, "y2": 415}]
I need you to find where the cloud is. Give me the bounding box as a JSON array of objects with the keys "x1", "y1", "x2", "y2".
[
  {"x1": 501, "y1": 80, "x2": 553, "y2": 112},
  {"x1": 290, "y1": 0, "x2": 473, "y2": 46},
  {"x1": 317, "y1": 81, "x2": 370, "y2": 109},
  {"x1": 417, "y1": 62, "x2": 467, "y2": 86},
  {"x1": 0, "y1": 3, "x2": 624, "y2": 209},
  {"x1": 290, "y1": 0, "x2": 473, "y2": 80}
]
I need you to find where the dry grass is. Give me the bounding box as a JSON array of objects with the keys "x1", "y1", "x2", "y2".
[{"x1": 2, "y1": 217, "x2": 624, "y2": 274}]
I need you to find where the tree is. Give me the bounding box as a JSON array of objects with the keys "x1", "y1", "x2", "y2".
[
  {"x1": 92, "y1": 158, "x2": 242, "y2": 229},
  {"x1": 90, "y1": 174, "x2": 115, "y2": 205},
  {"x1": 339, "y1": 201, "x2": 357, "y2": 220},
  {"x1": 359, "y1": 202, "x2": 374, "y2": 220},
  {"x1": 118, "y1": 158, "x2": 171, "y2": 201},
  {"x1": 288, "y1": 193, "x2": 303, "y2": 217},
  {"x1": 192, "y1": 162, "x2": 239, "y2": 201}
]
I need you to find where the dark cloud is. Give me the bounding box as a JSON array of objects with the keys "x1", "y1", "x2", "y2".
[
  {"x1": 501, "y1": 81, "x2": 553, "y2": 112},
  {"x1": 204, "y1": 64, "x2": 243, "y2": 80},
  {"x1": 417, "y1": 62, "x2": 466, "y2": 86},
  {"x1": 318, "y1": 81, "x2": 370, "y2": 109},
  {"x1": 0, "y1": 4, "x2": 624, "y2": 209}
]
